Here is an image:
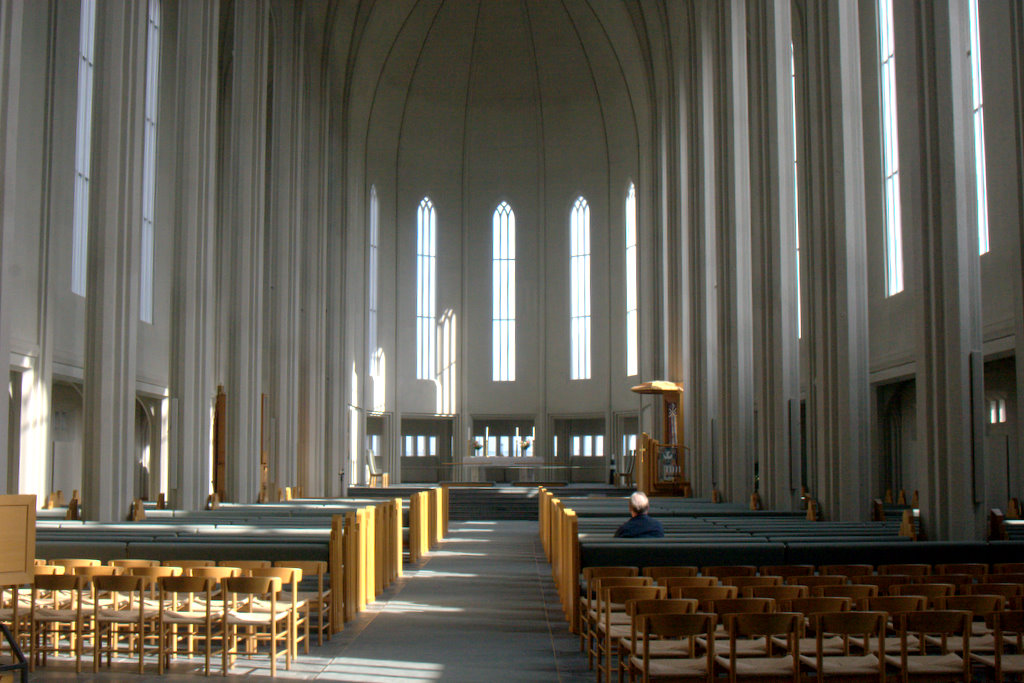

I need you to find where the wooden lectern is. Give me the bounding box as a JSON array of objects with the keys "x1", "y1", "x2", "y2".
[{"x1": 631, "y1": 381, "x2": 687, "y2": 496}]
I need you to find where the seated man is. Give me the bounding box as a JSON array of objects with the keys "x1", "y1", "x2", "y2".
[{"x1": 614, "y1": 491, "x2": 665, "y2": 538}]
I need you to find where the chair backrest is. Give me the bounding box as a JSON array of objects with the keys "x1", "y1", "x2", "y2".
[
  {"x1": 745, "y1": 585, "x2": 808, "y2": 601},
  {"x1": 867, "y1": 595, "x2": 927, "y2": 616},
  {"x1": 189, "y1": 566, "x2": 241, "y2": 582},
  {"x1": 786, "y1": 574, "x2": 846, "y2": 588},
  {"x1": 33, "y1": 565, "x2": 65, "y2": 576},
  {"x1": 643, "y1": 611, "x2": 716, "y2": 639},
  {"x1": 940, "y1": 593, "x2": 1005, "y2": 617},
  {"x1": 724, "y1": 612, "x2": 802, "y2": 659},
  {"x1": 897, "y1": 609, "x2": 971, "y2": 648},
  {"x1": 73, "y1": 565, "x2": 122, "y2": 579},
  {"x1": 760, "y1": 564, "x2": 814, "y2": 578},
  {"x1": 935, "y1": 563, "x2": 987, "y2": 577},
  {"x1": 248, "y1": 567, "x2": 302, "y2": 596},
  {"x1": 723, "y1": 575, "x2": 782, "y2": 589},
  {"x1": 712, "y1": 597, "x2": 775, "y2": 616},
  {"x1": 783, "y1": 596, "x2": 850, "y2": 615},
  {"x1": 892, "y1": 582, "x2": 955, "y2": 601},
  {"x1": 604, "y1": 585, "x2": 665, "y2": 613},
  {"x1": 820, "y1": 564, "x2": 873, "y2": 577},
  {"x1": 627, "y1": 597, "x2": 697, "y2": 618},
  {"x1": 223, "y1": 575, "x2": 282, "y2": 598},
  {"x1": 168, "y1": 559, "x2": 215, "y2": 570},
  {"x1": 109, "y1": 559, "x2": 160, "y2": 569},
  {"x1": 920, "y1": 573, "x2": 973, "y2": 589},
  {"x1": 223, "y1": 560, "x2": 271, "y2": 570},
  {"x1": 812, "y1": 584, "x2": 878, "y2": 608},
  {"x1": 993, "y1": 563, "x2": 1024, "y2": 574},
  {"x1": 670, "y1": 585, "x2": 739, "y2": 604},
  {"x1": 34, "y1": 574, "x2": 85, "y2": 592},
  {"x1": 159, "y1": 575, "x2": 214, "y2": 596},
  {"x1": 128, "y1": 566, "x2": 182, "y2": 580},
  {"x1": 850, "y1": 574, "x2": 912, "y2": 595},
  {"x1": 642, "y1": 566, "x2": 699, "y2": 581},
  {"x1": 701, "y1": 565, "x2": 756, "y2": 579},
  {"x1": 970, "y1": 582, "x2": 1024, "y2": 607},
  {"x1": 583, "y1": 566, "x2": 640, "y2": 584},
  {"x1": 663, "y1": 576, "x2": 718, "y2": 589},
  {"x1": 52, "y1": 558, "x2": 101, "y2": 569},
  {"x1": 92, "y1": 574, "x2": 146, "y2": 597},
  {"x1": 878, "y1": 563, "x2": 930, "y2": 576},
  {"x1": 813, "y1": 610, "x2": 887, "y2": 659},
  {"x1": 274, "y1": 560, "x2": 326, "y2": 577}
]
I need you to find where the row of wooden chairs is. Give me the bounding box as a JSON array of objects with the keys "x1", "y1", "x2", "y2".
[
  {"x1": 581, "y1": 568, "x2": 1024, "y2": 682},
  {"x1": 1, "y1": 558, "x2": 332, "y2": 676},
  {"x1": 637, "y1": 562, "x2": 1024, "y2": 579}
]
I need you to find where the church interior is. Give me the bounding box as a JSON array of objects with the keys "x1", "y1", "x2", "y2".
[{"x1": 2, "y1": 0, "x2": 1024, "y2": 679}]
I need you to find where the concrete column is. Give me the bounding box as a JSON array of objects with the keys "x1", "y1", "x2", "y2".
[
  {"x1": 169, "y1": 0, "x2": 219, "y2": 511},
  {"x1": 911, "y1": 1, "x2": 984, "y2": 540},
  {"x1": 265, "y1": 0, "x2": 302, "y2": 493},
  {"x1": 799, "y1": 0, "x2": 871, "y2": 521},
  {"x1": 0, "y1": 0, "x2": 23, "y2": 494},
  {"x1": 219, "y1": 0, "x2": 269, "y2": 503},
  {"x1": 747, "y1": 1, "x2": 801, "y2": 510},
  {"x1": 81, "y1": 1, "x2": 147, "y2": 521}
]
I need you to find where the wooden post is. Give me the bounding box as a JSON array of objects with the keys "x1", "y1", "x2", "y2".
[{"x1": 329, "y1": 514, "x2": 345, "y2": 631}]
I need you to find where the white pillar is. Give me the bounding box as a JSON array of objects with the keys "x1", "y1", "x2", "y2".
[
  {"x1": 800, "y1": 0, "x2": 872, "y2": 522},
  {"x1": 169, "y1": 0, "x2": 219, "y2": 511},
  {"x1": 81, "y1": 1, "x2": 147, "y2": 521}
]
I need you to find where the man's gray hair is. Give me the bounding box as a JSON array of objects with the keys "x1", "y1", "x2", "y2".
[{"x1": 629, "y1": 491, "x2": 650, "y2": 515}]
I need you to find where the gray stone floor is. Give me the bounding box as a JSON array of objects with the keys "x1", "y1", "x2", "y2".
[{"x1": 25, "y1": 520, "x2": 592, "y2": 681}]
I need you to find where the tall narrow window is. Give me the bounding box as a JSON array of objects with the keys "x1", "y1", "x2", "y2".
[
  {"x1": 570, "y1": 196, "x2": 591, "y2": 380},
  {"x1": 791, "y1": 45, "x2": 802, "y2": 339},
  {"x1": 139, "y1": 0, "x2": 160, "y2": 323},
  {"x1": 416, "y1": 197, "x2": 436, "y2": 380},
  {"x1": 492, "y1": 202, "x2": 516, "y2": 381},
  {"x1": 625, "y1": 185, "x2": 639, "y2": 376},
  {"x1": 968, "y1": 0, "x2": 990, "y2": 255},
  {"x1": 368, "y1": 186, "x2": 379, "y2": 371},
  {"x1": 878, "y1": 0, "x2": 904, "y2": 296},
  {"x1": 71, "y1": 0, "x2": 97, "y2": 297}
]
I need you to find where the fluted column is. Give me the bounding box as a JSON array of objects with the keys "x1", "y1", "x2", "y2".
[
  {"x1": 219, "y1": 0, "x2": 269, "y2": 503},
  {"x1": 911, "y1": 1, "x2": 984, "y2": 540},
  {"x1": 748, "y1": 0, "x2": 801, "y2": 509},
  {"x1": 169, "y1": 0, "x2": 219, "y2": 511},
  {"x1": 265, "y1": 0, "x2": 302, "y2": 493},
  {"x1": 799, "y1": 0, "x2": 871, "y2": 522},
  {"x1": 0, "y1": 0, "x2": 22, "y2": 494},
  {"x1": 81, "y1": 1, "x2": 146, "y2": 521}
]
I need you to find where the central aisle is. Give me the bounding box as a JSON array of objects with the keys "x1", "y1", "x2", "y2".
[{"x1": 321, "y1": 519, "x2": 591, "y2": 682}]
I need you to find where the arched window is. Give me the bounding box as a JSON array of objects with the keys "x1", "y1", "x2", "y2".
[
  {"x1": 968, "y1": 0, "x2": 989, "y2": 254},
  {"x1": 625, "y1": 185, "x2": 638, "y2": 376},
  {"x1": 71, "y1": 0, "x2": 97, "y2": 297},
  {"x1": 139, "y1": 0, "x2": 160, "y2": 323},
  {"x1": 492, "y1": 202, "x2": 516, "y2": 382},
  {"x1": 878, "y1": 0, "x2": 904, "y2": 296},
  {"x1": 570, "y1": 197, "x2": 591, "y2": 380},
  {"x1": 416, "y1": 197, "x2": 436, "y2": 380}
]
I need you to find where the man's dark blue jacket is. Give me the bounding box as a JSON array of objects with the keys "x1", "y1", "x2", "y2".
[{"x1": 614, "y1": 513, "x2": 665, "y2": 538}]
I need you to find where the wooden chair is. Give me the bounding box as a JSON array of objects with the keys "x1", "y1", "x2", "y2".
[
  {"x1": 643, "y1": 566, "x2": 699, "y2": 583},
  {"x1": 630, "y1": 612, "x2": 716, "y2": 683},
  {"x1": 929, "y1": 594, "x2": 1005, "y2": 652},
  {"x1": 798, "y1": 610, "x2": 887, "y2": 682},
  {"x1": 786, "y1": 574, "x2": 846, "y2": 589},
  {"x1": 878, "y1": 564, "x2": 931, "y2": 577},
  {"x1": 701, "y1": 598, "x2": 775, "y2": 651},
  {"x1": 759, "y1": 565, "x2": 814, "y2": 578},
  {"x1": 221, "y1": 560, "x2": 270, "y2": 571},
  {"x1": 91, "y1": 574, "x2": 157, "y2": 673},
  {"x1": 970, "y1": 610, "x2": 1024, "y2": 683},
  {"x1": 812, "y1": 583, "x2": 879, "y2": 609},
  {"x1": 30, "y1": 574, "x2": 87, "y2": 673},
  {"x1": 221, "y1": 576, "x2": 291, "y2": 677},
  {"x1": 859, "y1": 595, "x2": 927, "y2": 654},
  {"x1": 51, "y1": 559, "x2": 101, "y2": 570},
  {"x1": 157, "y1": 576, "x2": 217, "y2": 676},
  {"x1": 579, "y1": 567, "x2": 640, "y2": 650},
  {"x1": 275, "y1": 560, "x2": 330, "y2": 645},
  {"x1": 702, "y1": 566, "x2": 756, "y2": 579},
  {"x1": 774, "y1": 597, "x2": 850, "y2": 657},
  {"x1": 883, "y1": 610, "x2": 972, "y2": 682},
  {"x1": 594, "y1": 585, "x2": 665, "y2": 683},
  {"x1": 584, "y1": 576, "x2": 651, "y2": 668},
  {"x1": 617, "y1": 598, "x2": 698, "y2": 682},
  {"x1": 109, "y1": 559, "x2": 160, "y2": 570},
  {"x1": 715, "y1": 612, "x2": 801, "y2": 683},
  {"x1": 820, "y1": 564, "x2": 873, "y2": 577},
  {"x1": 248, "y1": 567, "x2": 310, "y2": 658}
]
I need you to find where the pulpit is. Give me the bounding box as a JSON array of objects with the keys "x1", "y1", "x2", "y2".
[{"x1": 630, "y1": 381, "x2": 688, "y2": 496}]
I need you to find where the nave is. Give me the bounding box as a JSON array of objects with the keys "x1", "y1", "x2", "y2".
[{"x1": 28, "y1": 520, "x2": 589, "y2": 682}]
